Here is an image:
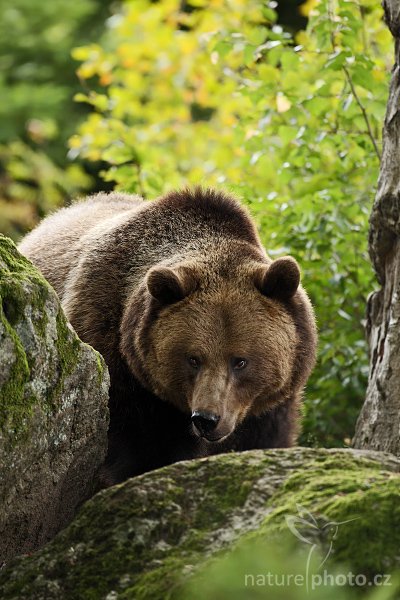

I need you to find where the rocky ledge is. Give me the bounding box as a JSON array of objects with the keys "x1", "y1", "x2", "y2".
[{"x1": 0, "y1": 447, "x2": 399, "y2": 599}]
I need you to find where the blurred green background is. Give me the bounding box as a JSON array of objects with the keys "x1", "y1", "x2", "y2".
[{"x1": 0, "y1": 0, "x2": 391, "y2": 447}]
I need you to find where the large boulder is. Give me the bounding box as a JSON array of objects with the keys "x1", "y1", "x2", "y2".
[
  {"x1": 0, "y1": 447, "x2": 399, "y2": 599},
  {"x1": 0, "y1": 236, "x2": 110, "y2": 563}
]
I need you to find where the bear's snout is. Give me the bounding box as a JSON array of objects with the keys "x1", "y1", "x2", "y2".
[{"x1": 191, "y1": 410, "x2": 221, "y2": 440}]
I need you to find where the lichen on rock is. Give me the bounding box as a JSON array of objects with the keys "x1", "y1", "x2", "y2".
[
  {"x1": 0, "y1": 235, "x2": 110, "y2": 563},
  {"x1": 0, "y1": 447, "x2": 399, "y2": 599}
]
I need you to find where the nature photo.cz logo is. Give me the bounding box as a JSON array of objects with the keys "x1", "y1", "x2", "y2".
[{"x1": 244, "y1": 504, "x2": 392, "y2": 592}]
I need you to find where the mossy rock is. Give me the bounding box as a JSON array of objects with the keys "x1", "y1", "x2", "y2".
[
  {"x1": 0, "y1": 447, "x2": 399, "y2": 599},
  {"x1": 0, "y1": 236, "x2": 110, "y2": 562}
]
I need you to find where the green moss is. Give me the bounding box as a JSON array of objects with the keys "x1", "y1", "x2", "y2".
[
  {"x1": 0, "y1": 454, "x2": 273, "y2": 600},
  {"x1": 180, "y1": 452, "x2": 400, "y2": 598},
  {"x1": 95, "y1": 350, "x2": 105, "y2": 386},
  {"x1": 55, "y1": 309, "x2": 80, "y2": 373},
  {"x1": 189, "y1": 453, "x2": 273, "y2": 531},
  {"x1": 127, "y1": 555, "x2": 194, "y2": 600},
  {"x1": 45, "y1": 308, "x2": 81, "y2": 407},
  {"x1": 0, "y1": 236, "x2": 80, "y2": 442},
  {"x1": 0, "y1": 236, "x2": 49, "y2": 439},
  {"x1": 248, "y1": 454, "x2": 400, "y2": 576},
  {"x1": 0, "y1": 235, "x2": 43, "y2": 278},
  {"x1": 0, "y1": 299, "x2": 30, "y2": 434}
]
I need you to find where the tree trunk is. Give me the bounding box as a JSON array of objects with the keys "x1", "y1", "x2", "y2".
[{"x1": 353, "y1": 0, "x2": 400, "y2": 455}]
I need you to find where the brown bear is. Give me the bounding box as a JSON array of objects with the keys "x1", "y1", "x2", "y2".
[{"x1": 19, "y1": 187, "x2": 317, "y2": 486}]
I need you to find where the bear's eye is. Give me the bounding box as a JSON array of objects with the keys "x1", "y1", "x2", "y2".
[
  {"x1": 188, "y1": 356, "x2": 201, "y2": 369},
  {"x1": 232, "y1": 358, "x2": 248, "y2": 371}
]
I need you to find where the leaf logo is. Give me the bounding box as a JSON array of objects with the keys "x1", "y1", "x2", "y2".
[{"x1": 285, "y1": 504, "x2": 359, "y2": 591}]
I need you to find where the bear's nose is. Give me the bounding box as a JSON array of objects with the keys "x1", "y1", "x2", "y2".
[{"x1": 191, "y1": 410, "x2": 220, "y2": 437}]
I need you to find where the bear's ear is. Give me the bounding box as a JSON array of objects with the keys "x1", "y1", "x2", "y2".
[
  {"x1": 255, "y1": 256, "x2": 300, "y2": 301},
  {"x1": 146, "y1": 265, "x2": 198, "y2": 305}
]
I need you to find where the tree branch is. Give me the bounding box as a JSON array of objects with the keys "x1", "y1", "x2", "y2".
[{"x1": 342, "y1": 65, "x2": 381, "y2": 161}]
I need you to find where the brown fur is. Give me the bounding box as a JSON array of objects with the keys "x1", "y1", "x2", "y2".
[{"x1": 19, "y1": 187, "x2": 317, "y2": 484}]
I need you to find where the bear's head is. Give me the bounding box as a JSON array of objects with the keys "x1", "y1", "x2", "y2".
[{"x1": 121, "y1": 254, "x2": 316, "y2": 443}]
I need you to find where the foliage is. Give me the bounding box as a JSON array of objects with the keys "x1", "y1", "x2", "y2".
[
  {"x1": 70, "y1": 0, "x2": 391, "y2": 446},
  {"x1": 0, "y1": 141, "x2": 91, "y2": 240},
  {"x1": 0, "y1": 0, "x2": 111, "y2": 239},
  {"x1": 179, "y1": 537, "x2": 399, "y2": 600}
]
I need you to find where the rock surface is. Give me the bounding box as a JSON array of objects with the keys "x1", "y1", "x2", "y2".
[
  {"x1": 0, "y1": 236, "x2": 110, "y2": 563},
  {"x1": 0, "y1": 447, "x2": 399, "y2": 599}
]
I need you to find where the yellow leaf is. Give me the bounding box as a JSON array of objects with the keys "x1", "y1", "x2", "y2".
[
  {"x1": 122, "y1": 57, "x2": 136, "y2": 69},
  {"x1": 68, "y1": 135, "x2": 81, "y2": 149},
  {"x1": 100, "y1": 73, "x2": 113, "y2": 86},
  {"x1": 221, "y1": 114, "x2": 236, "y2": 127},
  {"x1": 372, "y1": 67, "x2": 385, "y2": 82},
  {"x1": 178, "y1": 35, "x2": 198, "y2": 55},
  {"x1": 258, "y1": 64, "x2": 280, "y2": 84},
  {"x1": 300, "y1": 0, "x2": 318, "y2": 17},
  {"x1": 77, "y1": 64, "x2": 97, "y2": 79}
]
